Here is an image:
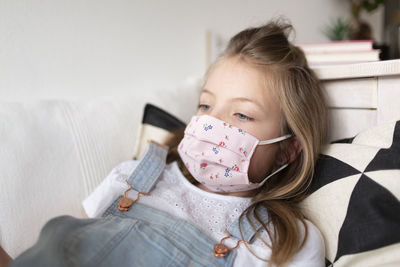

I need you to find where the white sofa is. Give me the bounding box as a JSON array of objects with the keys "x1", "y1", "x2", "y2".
[
  {"x1": 2, "y1": 63, "x2": 400, "y2": 265},
  {"x1": 0, "y1": 84, "x2": 201, "y2": 258}
]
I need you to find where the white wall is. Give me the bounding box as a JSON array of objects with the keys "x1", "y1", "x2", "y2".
[{"x1": 0, "y1": 0, "x2": 383, "y2": 102}]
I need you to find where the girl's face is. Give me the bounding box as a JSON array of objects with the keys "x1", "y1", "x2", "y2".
[{"x1": 198, "y1": 57, "x2": 283, "y2": 184}]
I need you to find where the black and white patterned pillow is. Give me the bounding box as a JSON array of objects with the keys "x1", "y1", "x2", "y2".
[
  {"x1": 132, "y1": 103, "x2": 186, "y2": 160},
  {"x1": 300, "y1": 120, "x2": 400, "y2": 266}
]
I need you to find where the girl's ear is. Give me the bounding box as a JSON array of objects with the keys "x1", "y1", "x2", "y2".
[{"x1": 276, "y1": 136, "x2": 302, "y2": 165}]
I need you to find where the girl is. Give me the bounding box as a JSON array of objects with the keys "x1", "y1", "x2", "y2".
[{"x1": 3, "y1": 19, "x2": 327, "y2": 267}]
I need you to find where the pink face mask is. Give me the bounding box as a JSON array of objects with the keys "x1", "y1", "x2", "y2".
[{"x1": 177, "y1": 114, "x2": 292, "y2": 193}]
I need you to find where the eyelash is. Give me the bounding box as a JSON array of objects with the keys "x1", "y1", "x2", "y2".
[{"x1": 197, "y1": 104, "x2": 254, "y2": 121}]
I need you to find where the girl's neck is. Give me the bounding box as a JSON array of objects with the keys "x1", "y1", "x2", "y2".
[{"x1": 196, "y1": 183, "x2": 258, "y2": 198}]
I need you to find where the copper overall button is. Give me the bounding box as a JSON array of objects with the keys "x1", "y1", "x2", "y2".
[
  {"x1": 118, "y1": 197, "x2": 134, "y2": 211},
  {"x1": 213, "y1": 243, "x2": 229, "y2": 257}
]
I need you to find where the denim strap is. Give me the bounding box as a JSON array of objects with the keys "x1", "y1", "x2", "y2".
[
  {"x1": 126, "y1": 140, "x2": 169, "y2": 192},
  {"x1": 227, "y1": 205, "x2": 269, "y2": 242}
]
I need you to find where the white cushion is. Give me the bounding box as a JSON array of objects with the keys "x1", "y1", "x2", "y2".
[
  {"x1": 300, "y1": 119, "x2": 400, "y2": 266},
  {"x1": 0, "y1": 81, "x2": 201, "y2": 257}
]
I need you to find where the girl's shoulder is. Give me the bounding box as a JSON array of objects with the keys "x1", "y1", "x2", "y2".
[
  {"x1": 304, "y1": 219, "x2": 325, "y2": 251},
  {"x1": 288, "y1": 219, "x2": 325, "y2": 266},
  {"x1": 103, "y1": 159, "x2": 141, "y2": 182},
  {"x1": 82, "y1": 159, "x2": 140, "y2": 218},
  {"x1": 251, "y1": 218, "x2": 325, "y2": 266}
]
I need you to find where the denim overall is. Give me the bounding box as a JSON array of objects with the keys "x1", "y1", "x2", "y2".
[{"x1": 11, "y1": 141, "x2": 269, "y2": 267}]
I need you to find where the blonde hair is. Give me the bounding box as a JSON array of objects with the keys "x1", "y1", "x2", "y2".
[{"x1": 167, "y1": 18, "x2": 328, "y2": 266}]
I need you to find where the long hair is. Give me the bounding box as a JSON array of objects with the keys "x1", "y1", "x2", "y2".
[{"x1": 167, "y1": 18, "x2": 328, "y2": 266}]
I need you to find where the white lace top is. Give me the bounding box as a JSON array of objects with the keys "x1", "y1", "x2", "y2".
[{"x1": 82, "y1": 160, "x2": 325, "y2": 267}]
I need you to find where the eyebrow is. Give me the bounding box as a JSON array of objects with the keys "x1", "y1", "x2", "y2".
[{"x1": 201, "y1": 88, "x2": 264, "y2": 109}]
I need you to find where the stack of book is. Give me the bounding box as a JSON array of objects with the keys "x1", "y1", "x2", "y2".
[{"x1": 296, "y1": 40, "x2": 380, "y2": 67}]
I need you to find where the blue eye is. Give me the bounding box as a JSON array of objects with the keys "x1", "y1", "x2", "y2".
[
  {"x1": 235, "y1": 113, "x2": 253, "y2": 121},
  {"x1": 198, "y1": 104, "x2": 211, "y2": 111}
]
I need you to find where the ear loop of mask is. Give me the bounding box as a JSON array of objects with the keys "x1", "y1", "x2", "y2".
[
  {"x1": 258, "y1": 134, "x2": 292, "y2": 145},
  {"x1": 253, "y1": 133, "x2": 293, "y2": 187},
  {"x1": 256, "y1": 163, "x2": 289, "y2": 187}
]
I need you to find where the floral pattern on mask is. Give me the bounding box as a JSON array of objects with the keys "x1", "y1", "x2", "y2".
[
  {"x1": 239, "y1": 147, "x2": 247, "y2": 156},
  {"x1": 212, "y1": 146, "x2": 220, "y2": 154},
  {"x1": 178, "y1": 114, "x2": 291, "y2": 193},
  {"x1": 218, "y1": 141, "x2": 227, "y2": 148},
  {"x1": 231, "y1": 164, "x2": 239, "y2": 172},
  {"x1": 209, "y1": 172, "x2": 220, "y2": 180},
  {"x1": 222, "y1": 122, "x2": 233, "y2": 128},
  {"x1": 203, "y1": 124, "x2": 213, "y2": 131},
  {"x1": 224, "y1": 168, "x2": 232, "y2": 178},
  {"x1": 238, "y1": 128, "x2": 246, "y2": 135},
  {"x1": 200, "y1": 163, "x2": 207, "y2": 169}
]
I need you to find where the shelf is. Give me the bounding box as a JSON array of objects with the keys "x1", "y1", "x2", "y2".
[{"x1": 312, "y1": 59, "x2": 400, "y2": 80}]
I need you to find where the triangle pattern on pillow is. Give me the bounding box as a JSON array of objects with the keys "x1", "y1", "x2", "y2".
[
  {"x1": 364, "y1": 121, "x2": 400, "y2": 173},
  {"x1": 334, "y1": 174, "x2": 400, "y2": 261},
  {"x1": 309, "y1": 154, "x2": 361, "y2": 194},
  {"x1": 306, "y1": 120, "x2": 400, "y2": 266}
]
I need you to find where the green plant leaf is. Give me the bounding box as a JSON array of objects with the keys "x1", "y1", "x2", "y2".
[
  {"x1": 323, "y1": 17, "x2": 351, "y2": 41},
  {"x1": 362, "y1": 0, "x2": 385, "y2": 13}
]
